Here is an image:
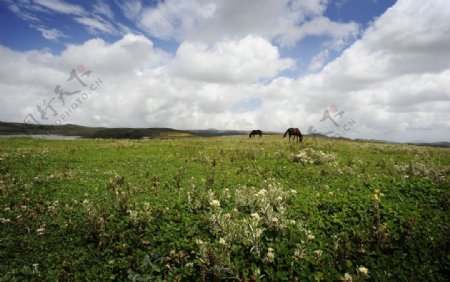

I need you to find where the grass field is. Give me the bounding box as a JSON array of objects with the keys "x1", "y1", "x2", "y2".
[{"x1": 0, "y1": 136, "x2": 449, "y2": 281}]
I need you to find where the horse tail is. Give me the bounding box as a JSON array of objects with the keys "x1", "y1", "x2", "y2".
[{"x1": 283, "y1": 129, "x2": 289, "y2": 138}]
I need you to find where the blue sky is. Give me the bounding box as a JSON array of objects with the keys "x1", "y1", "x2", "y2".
[
  {"x1": 0, "y1": 0, "x2": 449, "y2": 142},
  {"x1": 0, "y1": 0, "x2": 395, "y2": 75}
]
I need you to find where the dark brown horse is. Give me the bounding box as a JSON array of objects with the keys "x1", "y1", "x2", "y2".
[
  {"x1": 249, "y1": 130, "x2": 262, "y2": 138},
  {"x1": 283, "y1": 128, "x2": 303, "y2": 143}
]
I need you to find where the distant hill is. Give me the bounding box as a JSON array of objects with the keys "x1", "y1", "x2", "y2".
[
  {"x1": 0, "y1": 121, "x2": 193, "y2": 139},
  {"x1": 0, "y1": 121, "x2": 286, "y2": 139},
  {"x1": 407, "y1": 142, "x2": 450, "y2": 148}
]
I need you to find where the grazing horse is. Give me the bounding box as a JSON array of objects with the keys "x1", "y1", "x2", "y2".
[
  {"x1": 283, "y1": 128, "x2": 303, "y2": 143},
  {"x1": 249, "y1": 130, "x2": 263, "y2": 138}
]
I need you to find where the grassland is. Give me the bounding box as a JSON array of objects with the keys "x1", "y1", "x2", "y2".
[{"x1": 0, "y1": 136, "x2": 449, "y2": 281}]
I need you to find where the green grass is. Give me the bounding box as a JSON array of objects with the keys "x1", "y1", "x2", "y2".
[{"x1": 0, "y1": 136, "x2": 449, "y2": 281}]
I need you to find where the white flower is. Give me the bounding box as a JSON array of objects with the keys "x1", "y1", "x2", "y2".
[
  {"x1": 223, "y1": 213, "x2": 231, "y2": 219},
  {"x1": 255, "y1": 228, "x2": 263, "y2": 238},
  {"x1": 251, "y1": 213, "x2": 260, "y2": 221},
  {"x1": 271, "y1": 217, "x2": 279, "y2": 224},
  {"x1": 195, "y1": 239, "x2": 204, "y2": 245},
  {"x1": 343, "y1": 273, "x2": 353, "y2": 282},
  {"x1": 358, "y1": 266, "x2": 368, "y2": 275},
  {"x1": 0, "y1": 217, "x2": 11, "y2": 223},
  {"x1": 313, "y1": 249, "x2": 322, "y2": 259},
  {"x1": 307, "y1": 234, "x2": 315, "y2": 240},
  {"x1": 276, "y1": 196, "x2": 283, "y2": 201},
  {"x1": 266, "y1": 248, "x2": 275, "y2": 262},
  {"x1": 289, "y1": 220, "x2": 296, "y2": 225},
  {"x1": 219, "y1": 237, "x2": 226, "y2": 245},
  {"x1": 210, "y1": 200, "x2": 220, "y2": 208},
  {"x1": 290, "y1": 189, "x2": 297, "y2": 195},
  {"x1": 36, "y1": 227, "x2": 45, "y2": 236},
  {"x1": 257, "y1": 189, "x2": 267, "y2": 196}
]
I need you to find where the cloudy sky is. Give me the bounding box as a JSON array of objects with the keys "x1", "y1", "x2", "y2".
[{"x1": 0, "y1": 0, "x2": 449, "y2": 142}]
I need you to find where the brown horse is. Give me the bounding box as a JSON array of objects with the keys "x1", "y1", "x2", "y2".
[
  {"x1": 283, "y1": 128, "x2": 303, "y2": 143},
  {"x1": 249, "y1": 130, "x2": 262, "y2": 138}
]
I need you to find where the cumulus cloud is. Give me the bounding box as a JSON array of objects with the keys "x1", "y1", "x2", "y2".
[
  {"x1": 138, "y1": 0, "x2": 359, "y2": 47},
  {"x1": 0, "y1": 0, "x2": 449, "y2": 142},
  {"x1": 168, "y1": 36, "x2": 295, "y2": 83}
]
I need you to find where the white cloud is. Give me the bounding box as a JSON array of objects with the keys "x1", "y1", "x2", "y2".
[
  {"x1": 74, "y1": 16, "x2": 117, "y2": 35},
  {"x1": 308, "y1": 49, "x2": 329, "y2": 72},
  {"x1": 32, "y1": 0, "x2": 85, "y2": 15},
  {"x1": 35, "y1": 26, "x2": 68, "y2": 41},
  {"x1": 138, "y1": 0, "x2": 359, "y2": 47},
  {"x1": 116, "y1": 0, "x2": 143, "y2": 21},
  {"x1": 93, "y1": 0, "x2": 114, "y2": 19},
  {"x1": 139, "y1": 0, "x2": 216, "y2": 40},
  {"x1": 168, "y1": 36, "x2": 294, "y2": 83}
]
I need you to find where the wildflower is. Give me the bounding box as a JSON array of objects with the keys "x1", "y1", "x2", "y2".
[
  {"x1": 32, "y1": 263, "x2": 39, "y2": 274},
  {"x1": 210, "y1": 199, "x2": 220, "y2": 208},
  {"x1": 223, "y1": 213, "x2": 231, "y2": 219},
  {"x1": 293, "y1": 248, "x2": 304, "y2": 260},
  {"x1": 289, "y1": 220, "x2": 296, "y2": 225},
  {"x1": 257, "y1": 189, "x2": 267, "y2": 196},
  {"x1": 0, "y1": 217, "x2": 11, "y2": 224},
  {"x1": 36, "y1": 226, "x2": 45, "y2": 236},
  {"x1": 195, "y1": 239, "x2": 204, "y2": 245},
  {"x1": 255, "y1": 228, "x2": 264, "y2": 237},
  {"x1": 358, "y1": 266, "x2": 369, "y2": 275},
  {"x1": 219, "y1": 237, "x2": 226, "y2": 245},
  {"x1": 343, "y1": 273, "x2": 353, "y2": 282},
  {"x1": 185, "y1": 262, "x2": 194, "y2": 268},
  {"x1": 307, "y1": 234, "x2": 315, "y2": 240},
  {"x1": 266, "y1": 248, "x2": 275, "y2": 263},
  {"x1": 290, "y1": 189, "x2": 297, "y2": 195},
  {"x1": 313, "y1": 249, "x2": 322, "y2": 259},
  {"x1": 251, "y1": 213, "x2": 260, "y2": 221},
  {"x1": 276, "y1": 196, "x2": 283, "y2": 201},
  {"x1": 271, "y1": 217, "x2": 279, "y2": 224}
]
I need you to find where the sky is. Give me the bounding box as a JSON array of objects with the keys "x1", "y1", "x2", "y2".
[{"x1": 0, "y1": 0, "x2": 449, "y2": 143}]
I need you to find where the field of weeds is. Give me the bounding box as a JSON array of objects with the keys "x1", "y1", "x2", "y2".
[{"x1": 0, "y1": 136, "x2": 449, "y2": 281}]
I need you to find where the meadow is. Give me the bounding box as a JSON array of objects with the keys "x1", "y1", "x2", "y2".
[{"x1": 0, "y1": 136, "x2": 448, "y2": 281}]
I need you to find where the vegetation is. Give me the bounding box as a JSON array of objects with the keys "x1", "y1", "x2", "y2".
[
  {"x1": 0, "y1": 136, "x2": 448, "y2": 281},
  {"x1": 0, "y1": 121, "x2": 257, "y2": 139}
]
